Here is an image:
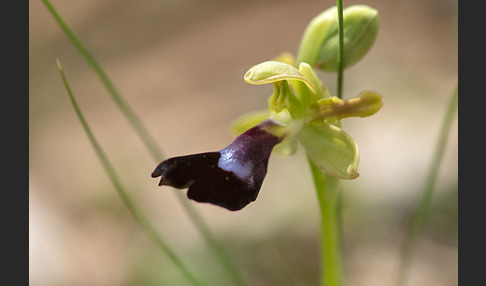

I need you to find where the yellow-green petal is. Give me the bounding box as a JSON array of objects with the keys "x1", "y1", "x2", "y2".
[
  {"x1": 298, "y1": 123, "x2": 359, "y2": 179},
  {"x1": 298, "y1": 62, "x2": 331, "y2": 100},
  {"x1": 316, "y1": 90, "x2": 383, "y2": 121}
]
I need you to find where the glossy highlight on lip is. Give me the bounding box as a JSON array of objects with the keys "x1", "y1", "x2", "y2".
[{"x1": 151, "y1": 121, "x2": 282, "y2": 211}]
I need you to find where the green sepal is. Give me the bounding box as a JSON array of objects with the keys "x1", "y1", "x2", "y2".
[
  {"x1": 298, "y1": 123, "x2": 359, "y2": 179},
  {"x1": 244, "y1": 60, "x2": 316, "y2": 93}
]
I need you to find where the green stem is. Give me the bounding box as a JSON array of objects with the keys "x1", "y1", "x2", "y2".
[
  {"x1": 44, "y1": 2, "x2": 244, "y2": 285},
  {"x1": 309, "y1": 159, "x2": 343, "y2": 286},
  {"x1": 396, "y1": 84, "x2": 458, "y2": 286},
  {"x1": 57, "y1": 60, "x2": 204, "y2": 286},
  {"x1": 336, "y1": 0, "x2": 344, "y2": 99}
]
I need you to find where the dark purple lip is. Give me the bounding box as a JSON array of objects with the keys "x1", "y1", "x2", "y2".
[{"x1": 151, "y1": 121, "x2": 281, "y2": 211}]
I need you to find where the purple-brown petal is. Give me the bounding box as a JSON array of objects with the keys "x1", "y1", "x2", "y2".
[{"x1": 151, "y1": 122, "x2": 281, "y2": 211}]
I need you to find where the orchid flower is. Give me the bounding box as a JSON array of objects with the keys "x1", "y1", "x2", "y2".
[{"x1": 152, "y1": 60, "x2": 382, "y2": 211}]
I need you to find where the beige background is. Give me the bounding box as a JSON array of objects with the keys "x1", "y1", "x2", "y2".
[{"x1": 30, "y1": 0, "x2": 458, "y2": 285}]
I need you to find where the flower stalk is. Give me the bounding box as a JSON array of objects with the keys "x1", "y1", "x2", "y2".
[{"x1": 309, "y1": 160, "x2": 343, "y2": 286}]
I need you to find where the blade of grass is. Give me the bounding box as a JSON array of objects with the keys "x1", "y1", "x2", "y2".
[
  {"x1": 336, "y1": 0, "x2": 344, "y2": 99},
  {"x1": 56, "y1": 59, "x2": 205, "y2": 286},
  {"x1": 396, "y1": 84, "x2": 458, "y2": 286},
  {"x1": 43, "y1": 1, "x2": 244, "y2": 284}
]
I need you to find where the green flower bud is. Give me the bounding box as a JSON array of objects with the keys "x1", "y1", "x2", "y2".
[
  {"x1": 296, "y1": 6, "x2": 337, "y2": 67},
  {"x1": 297, "y1": 5, "x2": 379, "y2": 71}
]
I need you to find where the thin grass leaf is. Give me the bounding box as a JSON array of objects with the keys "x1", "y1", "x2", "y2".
[
  {"x1": 396, "y1": 84, "x2": 458, "y2": 286},
  {"x1": 44, "y1": 2, "x2": 244, "y2": 284},
  {"x1": 56, "y1": 59, "x2": 205, "y2": 286},
  {"x1": 336, "y1": 0, "x2": 344, "y2": 99}
]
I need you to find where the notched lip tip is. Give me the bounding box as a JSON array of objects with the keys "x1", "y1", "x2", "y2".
[{"x1": 151, "y1": 166, "x2": 166, "y2": 178}]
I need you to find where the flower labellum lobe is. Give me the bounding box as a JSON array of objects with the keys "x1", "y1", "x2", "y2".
[{"x1": 151, "y1": 121, "x2": 282, "y2": 211}]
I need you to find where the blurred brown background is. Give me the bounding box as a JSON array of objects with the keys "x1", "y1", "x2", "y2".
[{"x1": 29, "y1": 0, "x2": 458, "y2": 285}]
